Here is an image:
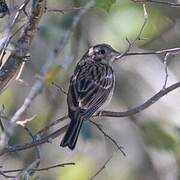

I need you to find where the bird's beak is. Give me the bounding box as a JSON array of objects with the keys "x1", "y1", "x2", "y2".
[{"x1": 112, "y1": 50, "x2": 121, "y2": 61}]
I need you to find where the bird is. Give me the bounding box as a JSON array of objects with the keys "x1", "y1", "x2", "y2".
[{"x1": 60, "y1": 43, "x2": 120, "y2": 150}]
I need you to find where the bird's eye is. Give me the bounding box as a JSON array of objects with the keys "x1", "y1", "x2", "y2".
[{"x1": 99, "y1": 48, "x2": 106, "y2": 54}]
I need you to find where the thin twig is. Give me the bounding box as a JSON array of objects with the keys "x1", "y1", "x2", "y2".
[
  {"x1": 14, "y1": 159, "x2": 40, "y2": 180},
  {"x1": 47, "y1": 7, "x2": 84, "y2": 14},
  {"x1": 89, "y1": 120, "x2": 126, "y2": 156},
  {"x1": 52, "y1": 82, "x2": 67, "y2": 95},
  {"x1": 0, "y1": 0, "x2": 96, "y2": 154},
  {"x1": 0, "y1": 171, "x2": 15, "y2": 178},
  {"x1": 1, "y1": 0, "x2": 180, "y2": 161},
  {"x1": 90, "y1": 154, "x2": 114, "y2": 180},
  {"x1": 14, "y1": 126, "x2": 40, "y2": 179},
  {"x1": 37, "y1": 115, "x2": 68, "y2": 135},
  {"x1": 97, "y1": 81, "x2": 180, "y2": 118},
  {"x1": 0, "y1": 105, "x2": 6, "y2": 131},
  {"x1": 32, "y1": 162, "x2": 75, "y2": 172},
  {"x1": 24, "y1": 126, "x2": 41, "y2": 161},
  {"x1": 1, "y1": 77, "x2": 180, "y2": 155},
  {"x1": 0, "y1": 0, "x2": 31, "y2": 60},
  {"x1": 0, "y1": 124, "x2": 69, "y2": 155},
  {"x1": 115, "y1": 3, "x2": 148, "y2": 61},
  {"x1": 125, "y1": 47, "x2": 180, "y2": 57},
  {"x1": 0, "y1": 162, "x2": 75, "y2": 174},
  {"x1": 132, "y1": 0, "x2": 180, "y2": 7},
  {"x1": 0, "y1": 23, "x2": 26, "y2": 63},
  {"x1": 0, "y1": 0, "x2": 46, "y2": 152},
  {"x1": 163, "y1": 53, "x2": 170, "y2": 89}
]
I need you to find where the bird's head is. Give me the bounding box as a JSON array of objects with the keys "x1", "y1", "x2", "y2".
[{"x1": 86, "y1": 44, "x2": 120, "y2": 64}]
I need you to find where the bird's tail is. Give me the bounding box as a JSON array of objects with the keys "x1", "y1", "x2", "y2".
[{"x1": 60, "y1": 117, "x2": 83, "y2": 150}]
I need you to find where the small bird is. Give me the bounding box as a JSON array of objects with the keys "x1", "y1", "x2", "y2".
[{"x1": 60, "y1": 44, "x2": 120, "y2": 150}]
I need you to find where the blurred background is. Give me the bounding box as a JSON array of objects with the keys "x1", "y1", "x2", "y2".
[{"x1": 1, "y1": 0, "x2": 180, "y2": 179}]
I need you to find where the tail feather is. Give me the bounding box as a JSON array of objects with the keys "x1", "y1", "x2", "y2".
[{"x1": 60, "y1": 117, "x2": 83, "y2": 150}]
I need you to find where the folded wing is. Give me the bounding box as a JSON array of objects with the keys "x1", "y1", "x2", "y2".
[{"x1": 67, "y1": 61, "x2": 114, "y2": 120}]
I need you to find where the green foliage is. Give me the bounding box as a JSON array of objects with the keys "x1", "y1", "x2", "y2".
[
  {"x1": 95, "y1": 0, "x2": 116, "y2": 12},
  {"x1": 28, "y1": 112, "x2": 49, "y2": 133},
  {"x1": 142, "y1": 122, "x2": 176, "y2": 150},
  {"x1": 90, "y1": 1, "x2": 169, "y2": 50},
  {"x1": 44, "y1": 65, "x2": 60, "y2": 86},
  {"x1": 0, "y1": 88, "x2": 15, "y2": 114},
  {"x1": 57, "y1": 158, "x2": 94, "y2": 180}
]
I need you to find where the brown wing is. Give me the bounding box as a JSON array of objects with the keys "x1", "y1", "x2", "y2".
[{"x1": 67, "y1": 61, "x2": 114, "y2": 120}]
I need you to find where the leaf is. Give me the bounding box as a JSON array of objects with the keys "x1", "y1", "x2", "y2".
[{"x1": 96, "y1": 0, "x2": 116, "y2": 12}]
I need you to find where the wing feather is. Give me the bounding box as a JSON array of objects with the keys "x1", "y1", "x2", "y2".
[{"x1": 67, "y1": 61, "x2": 114, "y2": 120}]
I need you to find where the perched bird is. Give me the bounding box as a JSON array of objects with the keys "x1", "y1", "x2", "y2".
[{"x1": 60, "y1": 44, "x2": 120, "y2": 150}]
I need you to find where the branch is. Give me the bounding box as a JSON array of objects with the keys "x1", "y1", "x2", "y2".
[
  {"x1": 90, "y1": 120, "x2": 126, "y2": 156},
  {"x1": 0, "y1": 124, "x2": 69, "y2": 155},
  {"x1": 132, "y1": 0, "x2": 180, "y2": 6},
  {"x1": 90, "y1": 154, "x2": 114, "y2": 180},
  {"x1": 98, "y1": 81, "x2": 180, "y2": 117},
  {"x1": 0, "y1": 0, "x2": 44, "y2": 92},
  {"x1": 13, "y1": 126, "x2": 40, "y2": 179},
  {"x1": 52, "y1": 82, "x2": 67, "y2": 95},
  {"x1": 1, "y1": 0, "x2": 180, "y2": 158},
  {"x1": 1, "y1": 162, "x2": 75, "y2": 175},
  {"x1": 14, "y1": 159, "x2": 40, "y2": 180},
  {"x1": 0, "y1": 0, "x2": 30, "y2": 56},
  {"x1": 0, "y1": 0, "x2": 96, "y2": 153},
  {"x1": 0, "y1": 171, "x2": 15, "y2": 178},
  {"x1": 47, "y1": 7, "x2": 84, "y2": 14},
  {"x1": 37, "y1": 115, "x2": 68, "y2": 135},
  {"x1": 115, "y1": 3, "x2": 148, "y2": 60},
  {"x1": 0, "y1": 0, "x2": 46, "y2": 151},
  {"x1": 1, "y1": 79, "x2": 180, "y2": 155},
  {"x1": 125, "y1": 47, "x2": 180, "y2": 57}
]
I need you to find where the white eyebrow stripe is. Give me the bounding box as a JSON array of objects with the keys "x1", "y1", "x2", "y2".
[{"x1": 88, "y1": 47, "x2": 94, "y2": 56}]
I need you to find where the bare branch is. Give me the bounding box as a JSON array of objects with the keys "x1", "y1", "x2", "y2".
[
  {"x1": 0, "y1": 0, "x2": 46, "y2": 152},
  {"x1": 0, "y1": 0, "x2": 30, "y2": 57},
  {"x1": 37, "y1": 115, "x2": 68, "y2": 135},
  {"x1": 14, "y1": 159, "x2": 40, "y2": 180},
  {"x1": 89, "y1": 120, "x2": 126, "y2": 156},
  {"x1": 24, "y1": 126, "x2": 41, "y2": 160},
  {"x1": 0, "y1": 0, "x2": 96, "y2": 153},
  {"x1": 47, "y1": 7, "x2": 84, "y2": 14},
  {"x1": 98, "y1": 81, "x2": 180, "y2": 118},
  {"x1": 162, "y1": 53, "x2": 170, "y2": 89},
  {"x1": 2, "y1": 74, "x2": 180, "y2": 155},
  {"x1": 1, "y1": 162, "x2": 75, "y2": 174},
  {"x1": 14, "y1": 126, "x2": 40, "y2": 179},
  {"x1": 0, "y1": 171, "x2": 15, "y2": 178},
  {"x1": 52, "y1": 82, "x2": 67, "y2": 95},
  {"x1": 125, "y1": 47, "x2": 180, "y2": 57},
  {"x1": 0, "y1": 123, "x2": 69, "y2": 155},
  {"x1": 90, "y1": 154, "x2": 114, "y2": 180},
  {"x1": 0, "y1": 105, "x2": 6, "y2": 131},
  {"x1": 115, "y1": 3, "x2": 148, "y2": 61},
  {"x1": 0, "y1": 0, "x2": 45, "y2": 93},
  {"x1": 132, "y1": 0, "x2": 180, "y2": 7},
  {"x1": 1, "y1": 0, "x2": 180, "y2": 165}
]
